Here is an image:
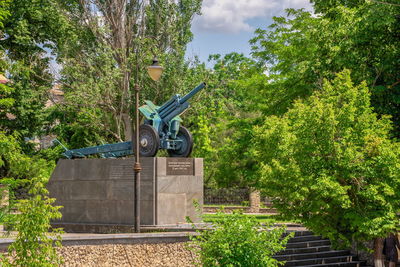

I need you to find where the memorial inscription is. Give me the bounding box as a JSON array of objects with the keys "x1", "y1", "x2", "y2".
[{"x1": 166, "y1": 158, "x2": 194, "y2": 176}]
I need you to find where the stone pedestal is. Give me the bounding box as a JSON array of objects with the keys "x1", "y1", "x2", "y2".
[
  {"x1": 48, "y1": 157, "x2": 203, "y2": 231},
  {"x1": 0, "y1": 185, "x2": 8, "y2": 208},
  {"x1": 249, "y1": 190, "x2": 260, "y2": 213}
]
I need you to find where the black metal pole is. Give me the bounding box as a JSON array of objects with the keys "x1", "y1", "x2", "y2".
[{"x1": 134, "y1": 83, "x2": 141, "y2": 233}]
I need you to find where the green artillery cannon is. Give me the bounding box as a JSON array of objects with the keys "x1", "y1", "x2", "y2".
[
  {"x1": 138, "y1": 82, "x2": 206, "y2": 157},
  {"x1": 59, "y1": 82, "x2": 206, "y2": 159}
]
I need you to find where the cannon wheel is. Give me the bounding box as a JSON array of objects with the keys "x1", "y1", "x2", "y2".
[
  {"x1": 167, "y1": 126, "x2": 193, "y2": 158},
  {"x1": 133, "y1": 124, "x2": 160, "y2": 157}
]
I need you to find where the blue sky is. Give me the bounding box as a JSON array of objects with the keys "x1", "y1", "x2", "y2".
[{"x1": 186, "y1": 0, "x2": 313, "y2": 64}]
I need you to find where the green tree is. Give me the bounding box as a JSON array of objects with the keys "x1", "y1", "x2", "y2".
[
  {"x1": 183, "y1": 53, "x2": 268, "y2": 187},
  {"x1": 1, "y1": 0, "x2": 69, "y2": 139},
  {"x1": 250, "y1": 2, "x2": 400, "y2": 134},
  {"x1": 54, "y1": 0, "x2": 202, "y2": 147},
  {"x1": 1, "y1": 83, "x2": 63, "y2": 266},
  {"x1": 253, "y1": 70, "x2": 400, "y2": 261},
  {"x1": 310, "y1": 0, "x2": 400, "y2": 14}
]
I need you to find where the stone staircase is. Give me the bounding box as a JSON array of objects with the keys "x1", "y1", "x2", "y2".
[{"x1": 275, "y1": 231, "x2": 368, "y2": 267}]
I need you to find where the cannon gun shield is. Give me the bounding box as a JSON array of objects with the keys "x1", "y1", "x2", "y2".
[
  {"x1": 167, "y1": 126, "x2": 193, "y2": 157},
  {"x1": 134, "y1": 124, "x2": 160, "y2": 157}
]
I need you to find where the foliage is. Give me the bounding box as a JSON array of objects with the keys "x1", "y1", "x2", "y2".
[
  {"x1": 1, "y1": 180, "x2": 63, "y2": 267},
  {"x1": 0, "y1": 40, "x2": 62, "y2": 264},
  {"x1": 210, "y1": 0, "x2": 400, "y2": 192},
  {"x1": 202, "y1": 213, "x2": 297, "y2": 224},
  {"x1": 310, "y1": 0, "x2": 366, "y2": 14},
  {"x1": 188, "y1": 53, "x2": 252, "y2": 185},
  {"x1": 0, "y1": 131, "x2": 55, "y2": 182},
  {"x1": 1, "y1": 0, "x2": 69, "y2": 139},
  {"x1": 2, "y1": 0, "x2": 68, "y2": 58},
  {"x1": 214, "y1": 118, "x2": 261, "y2": 187},
  {"x1": 253, "y1": 70, "x2": 400, "y2": 248},
  {"x1": 310, "y1": 0, "x2": 400, "y2": 14},
  {"x1": 0, "y1": 82, "x2": 14, "y2": 129},
  {"x1": 54, "y1": 0, "x2": 202, "y2": 146},
  {"x1": 0, "y1": 131, "x2": 62, "y2": 266},
  {"x1": 186, "y1": 53, "x2": 268, "y2": 186},
  {"x1": 250, "y1": 2, "x2": 400, "y2": 135},
  {"x1": 0, "y1": 0, "x2": 10, "y2": 30},
  {"x1": 189, "y1": 211, "x2": 291, "y2": 267}
]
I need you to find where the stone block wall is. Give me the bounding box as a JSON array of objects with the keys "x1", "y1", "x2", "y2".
[
  {"x1": 2, "y1": 242, "x2": 198, "y2": 267},
  {"x1": 156, "y1": 157, "x2": 203, "y2": 224},
  {"x1": 58, "y1": 243, "x2": 197, "y2": 267},
  {"x1": 0, "y1": 185, "x2": 8, "y2": 208},
  {"x1": 48, "y1": 157, "x2": 203, "y2": 228}
]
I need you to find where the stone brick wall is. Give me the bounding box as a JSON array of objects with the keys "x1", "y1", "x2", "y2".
[
  {"x1": 58, "y1": 242, "x2": 197, "y2": 267},
  {"x1": 2, "y1": 242, "x2": 197, "y2": 267},
  {"x1": 0, "y1": 185, "x2": 8, "y2": 207},
  {"x1": 249, "y1": 190, "x2": 260, "y2": 213}
]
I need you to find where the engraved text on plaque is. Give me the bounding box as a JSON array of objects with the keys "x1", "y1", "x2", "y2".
[{"x1": 166, "y1": 158, "x2": 194, "y2": 176}]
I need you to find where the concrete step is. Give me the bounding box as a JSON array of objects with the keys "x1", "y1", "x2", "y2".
[
  {"x1": 275, "y1": 250, "x2": 351, "y2": 262},
  {"x1": 281, "y1": 255, "x2": 357, "y2": 266},
  {"x1": 286, "y1": 239, "x2": 331, "y2": 249},
  {"x1": 295, "y1": 261, "x2": 366, "y2": 267},
  {"x1": 277, "y1": 245, "x2": 331, "y2": 255},
  {"x1": 277, "y1": 231, "x2": 369, "y2": 267},
  {"x1": 284, "y1": 231, "x2": 314, "y2": 237},
  {"x1": 287, "y1": 235, "x2": 324, "y2": 243}
]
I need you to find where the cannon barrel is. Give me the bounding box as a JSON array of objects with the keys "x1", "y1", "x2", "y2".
[
  {"x1": 157, "y1": 96, "x2": 177, "y2": 114},
  {"x1": 158, "y1": 82, "x2": 206, "y2": 122},
  {"x1": 180, "y1": 82, "x2": 206, "y2": 104}
]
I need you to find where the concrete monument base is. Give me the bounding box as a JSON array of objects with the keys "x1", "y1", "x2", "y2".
[{"x1": 48, "y1": 157, "x2": 203, "y2": 232}]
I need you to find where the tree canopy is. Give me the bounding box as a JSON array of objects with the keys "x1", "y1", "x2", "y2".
[
  {"x1": 250, "y1": 2, "x2": 400, "y2": 132},
  {"x1": 253, "y1": 70, "x2": 400, "y2": 247}
]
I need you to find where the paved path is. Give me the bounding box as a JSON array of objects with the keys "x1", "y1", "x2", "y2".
[
  {"x1": 0, "y1": 231, "x2": 197, "y2": 251},
  {"x1": 0, "y1": 223, "x2": 307, "y2": 251}
]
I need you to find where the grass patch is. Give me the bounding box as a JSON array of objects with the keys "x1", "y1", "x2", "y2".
[
  {"x1": 202, "y1": 213, "x2": 299, "y2": 224},
  {"x1": 204, "y1": 204, "x2": 248, "y2": 207}
]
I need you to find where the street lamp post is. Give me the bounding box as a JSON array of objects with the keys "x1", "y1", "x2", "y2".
[{"x1": 134, "y1": 58, "x2": 163, "y2": 233}]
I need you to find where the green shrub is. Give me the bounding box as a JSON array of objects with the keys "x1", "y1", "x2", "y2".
[
  {"x1": 189, "y1": 211, "x2": 292, "y2": 267},
  {"x1": 1, "y1": 180, "x2": 64, "y2": 266},
  {"x1": 241, "y1": 200, "x2": 249, "y2": 207}
]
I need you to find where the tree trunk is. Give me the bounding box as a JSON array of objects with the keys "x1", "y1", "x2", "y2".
[
  {"x1": 121, "y1": 113, "x2": 132, "y2": 141},
  {"x1": 249, "y1": 189, "x2": 260, "y2": 213},
  {"x1": 374, "y1": 237, "x2": 385, "y2": 267}
]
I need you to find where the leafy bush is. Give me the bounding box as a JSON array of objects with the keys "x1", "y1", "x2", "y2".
[
  {"x1": 241, "y1": 200, "x2": 249, "y2": 207},
  {"x1": 189, "y1": 211, "x2": 292, "y2": 267},
  {"x1": 253, "y1": 70, "x2": 400, "y2": 250},
  {"x1": 1, "y1": 180, "x2": 64, "y2": 267}
]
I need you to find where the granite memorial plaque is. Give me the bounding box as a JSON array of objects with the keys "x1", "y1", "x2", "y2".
[{"x1": 166, "y1": 158, "x2": 194, "y2": 176}]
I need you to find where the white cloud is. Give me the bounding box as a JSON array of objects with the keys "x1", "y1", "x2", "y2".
[{"x1": 193, "y1": 0, "x2": 312, "y2": 34}]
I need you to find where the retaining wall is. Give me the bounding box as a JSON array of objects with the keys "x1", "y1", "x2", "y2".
[
  {"x1": 58, "y1": 242, "x2": 197, "y2": 267},
  {"x1": 0, "y1": 232, "x2": 198, "y2": 267}
]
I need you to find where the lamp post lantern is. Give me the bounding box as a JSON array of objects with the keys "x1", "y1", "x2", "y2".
[
  {"x1": 134, "y1": 57, "x2": 163, "y2": 233},
  {"x1": 0, "y1": 74, "x2": 8, "y2": 84},
  {"x1": 147, "y1": 58, "x2": 164, "y2": 82}
]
